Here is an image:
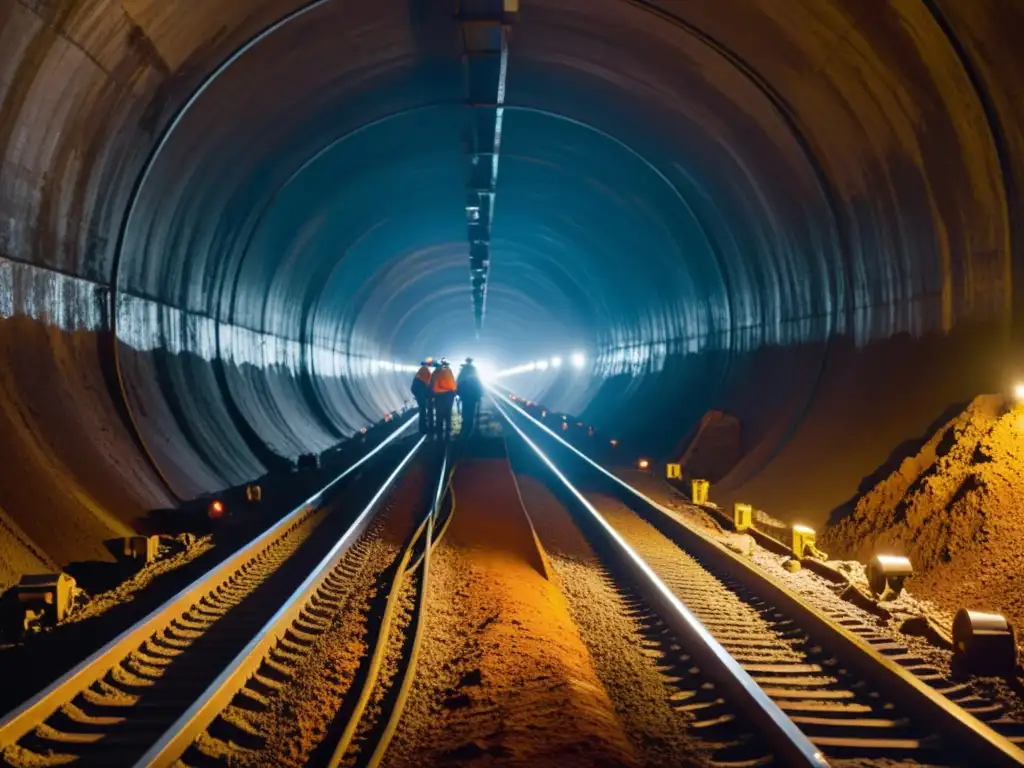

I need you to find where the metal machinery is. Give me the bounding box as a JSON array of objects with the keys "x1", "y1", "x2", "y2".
[
  {"x1": 10, "y1": 573, "x2": 77, "y2": 633},
  {"x1": 867, "y1": 553, "x2": 914, "y2": 599},
  {"x1": 952, "y1": 609, "x2": 1018, "y2": 676},
  {"x1": 456, "y1": 0, "x2": 519, "y2": 334}
]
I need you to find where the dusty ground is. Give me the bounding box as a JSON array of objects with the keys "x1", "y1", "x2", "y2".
[
  {"x1": 191, "y1": 460, "x2": 430, "y2": 767},
  {"x1": 64, "y1": 534, "x2": 213, "y2": 624},
  {"x1": 822, "y1": 394, "x2": 1024, "y2": 633},
  {"x1": 385, "y1": 456, "x2": 641, "y2": 767},
  {"x1": 617, "y1": 466, "x2": 1024, "y2": 726},
  {"x1": 512, "y1": 470, "x2": 725, "y2": 767}
]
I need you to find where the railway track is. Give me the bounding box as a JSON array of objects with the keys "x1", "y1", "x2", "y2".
[
  {"x1": 0, "y1": 422, "x2": 422, "y2": 768},
  {"x1": 494, "y1": 393, "x2": 1024, "y2": 767},
  {"x1": 318, "y1": 447, "x2": 453, "y2": 768},
  {"x1": 151, "y1": 446, "x2": 452, "y2": 768}
]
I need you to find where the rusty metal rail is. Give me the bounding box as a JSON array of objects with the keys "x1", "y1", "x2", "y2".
[
  {"x1": 133, "y1": 437, "x2": 429, "y2": 767},
  {"x1": 494, "y1": 392, "x2": 1024, "y2": 767},
  {"x1": 493, "y1": 395, "x2": 828, "y2": 768},
  {"x1": 322, "y1": 446, "x2": 453, "y2": 768},
  {"x1": 0, "y1": 420, "x2": 416, "y2": 768}
]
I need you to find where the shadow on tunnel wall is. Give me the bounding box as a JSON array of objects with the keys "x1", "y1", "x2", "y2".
[
  {"x1": 0, "y1": 316, "x2": 173, "y2": 584},
  {"x1": 580, "y1": 321, "x2": 1009, "y2": 531},
  {"x1": 0, "y1": 260, "x2": 410, "y2": 588},
  {"x1": 117, "y1": 343, "x2": 409, "y2": 500}
]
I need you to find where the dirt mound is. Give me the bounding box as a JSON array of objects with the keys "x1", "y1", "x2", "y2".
[{"x1": 823, "y1": 394, "x2": 1024, "y2": 628}]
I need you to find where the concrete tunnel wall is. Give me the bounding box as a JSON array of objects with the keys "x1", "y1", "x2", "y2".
[{"x1": 0, "y1": 0, "x2": 1022, "y2": 576}]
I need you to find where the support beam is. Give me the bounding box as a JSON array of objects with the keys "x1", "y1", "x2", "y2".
[{"x1": 456, "y1": 0, "x2": 518, "y2": 335}]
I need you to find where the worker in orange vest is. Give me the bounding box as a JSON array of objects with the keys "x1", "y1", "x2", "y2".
[
  {"x1": 411, "y1": 359, "x2": 433, "y2": 434},
  {"x1": 430, "y1": 358, "x2": 457, "y2": 439}
]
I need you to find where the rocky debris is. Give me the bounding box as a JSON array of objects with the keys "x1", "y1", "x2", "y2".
[
  {"x1": 823, "y1": 395, "x2": 1024, "y2": 635},
  {"x1": 724, "y1": 532, "x2": 755, "y2": 558},
  {"x1": 63, "y1": 533, "x2": 213, "y2": 625},
  {"x1": 753, "y1": 507, "x2": 788, "y2": 539},
  {"x1": 899, "y1": 616, "x2": 953, "y2": 650},
  {"x1": 675, "y1": 410, "x2": 741, "y2": 483}
]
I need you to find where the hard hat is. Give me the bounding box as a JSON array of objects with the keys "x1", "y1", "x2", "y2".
[
  {"x1": 465, "y1": 357, "x2": 474, "y2": 364},
  {"x1": 440, "y1": 357, "x2": 450, "y2": 366}
]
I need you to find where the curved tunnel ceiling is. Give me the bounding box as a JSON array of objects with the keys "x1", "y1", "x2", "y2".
[{"x1": 0, "y1": 0, "x2": 1022, "y2": 564}]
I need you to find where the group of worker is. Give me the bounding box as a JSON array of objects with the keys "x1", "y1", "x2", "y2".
[{"x1": 410, "y1": 357, "x2": 484, "y2": 439}]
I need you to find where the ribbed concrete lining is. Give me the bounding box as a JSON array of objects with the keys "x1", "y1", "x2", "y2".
[{"x1": 0, "y1": 0, "x2": 1020, "y2": 563}]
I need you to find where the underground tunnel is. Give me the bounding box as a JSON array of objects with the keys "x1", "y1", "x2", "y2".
[{"x1": 2, "y1": 1, "x2": 1024, "y2": 766}]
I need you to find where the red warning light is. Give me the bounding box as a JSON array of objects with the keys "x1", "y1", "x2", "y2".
[
  {"x1": 561, "y1": 421, "x2": 569, "y2": 432},
  {"x1": 208, "y1": 500, "x2": 225, "y2": 519}
]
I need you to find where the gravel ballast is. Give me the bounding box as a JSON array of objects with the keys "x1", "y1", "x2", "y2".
[{"x1": 385, "y1": 457, "x2": 640, "y2": 767}]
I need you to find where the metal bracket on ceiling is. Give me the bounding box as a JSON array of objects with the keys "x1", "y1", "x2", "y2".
[{"x1": 456, "y1": 0, "x2": 517, "y2": 335}]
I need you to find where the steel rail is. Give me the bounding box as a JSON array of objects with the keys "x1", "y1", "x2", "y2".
[
  {"x1": 364, "y1": 468, "x2": 456, "y2": 767},
  {"x1": 492, "y1": 395, "x2": 829, "y2": 768},
  {"x1": 133, "y1": 435, "x2": 427, "y2": 767},
  {"x1": 0, "y1": 417, "x2": 414, "y2": 748},
  {"x1": 495, "y1": 391, "x2": 1024, "y2": 767},
  {"x1": 326, "y1": 447, "x2": 452, "y2": 767}
]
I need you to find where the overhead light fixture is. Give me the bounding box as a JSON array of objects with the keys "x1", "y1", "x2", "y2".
[
  {"x1": 1015, "y1": 383, "x2": 1024, "y2": 402},
  {"x1": 571, "y1": 351, "x2": 586, "y2": 369},
  {"x1": 551, "y1": 356, "x2": 563, "y2": 368},
  {"x1": 637, "y1": 458, "x2": 650, "y2": 470}
]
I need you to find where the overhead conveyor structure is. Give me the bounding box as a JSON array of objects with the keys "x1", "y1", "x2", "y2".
[{"x1": 456, "y1": 0, "x2": 518, "y2": 335}]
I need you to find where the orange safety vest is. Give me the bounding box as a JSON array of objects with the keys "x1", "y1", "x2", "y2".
[
  {"x1": 430, "y1": 367, "x2": 457, "y2": 394},
  {"x1": 415, "y1": 366, "x2": 432, "y2": 384}
]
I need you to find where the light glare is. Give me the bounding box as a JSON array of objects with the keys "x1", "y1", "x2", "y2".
[{"x1": 494, "y1": 349, "x2": 589, "y2": 378}]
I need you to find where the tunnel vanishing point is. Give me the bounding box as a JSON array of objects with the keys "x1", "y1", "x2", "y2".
[{"x1": 0, "y1": 0, "x2": 1022, "y2": 572}]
